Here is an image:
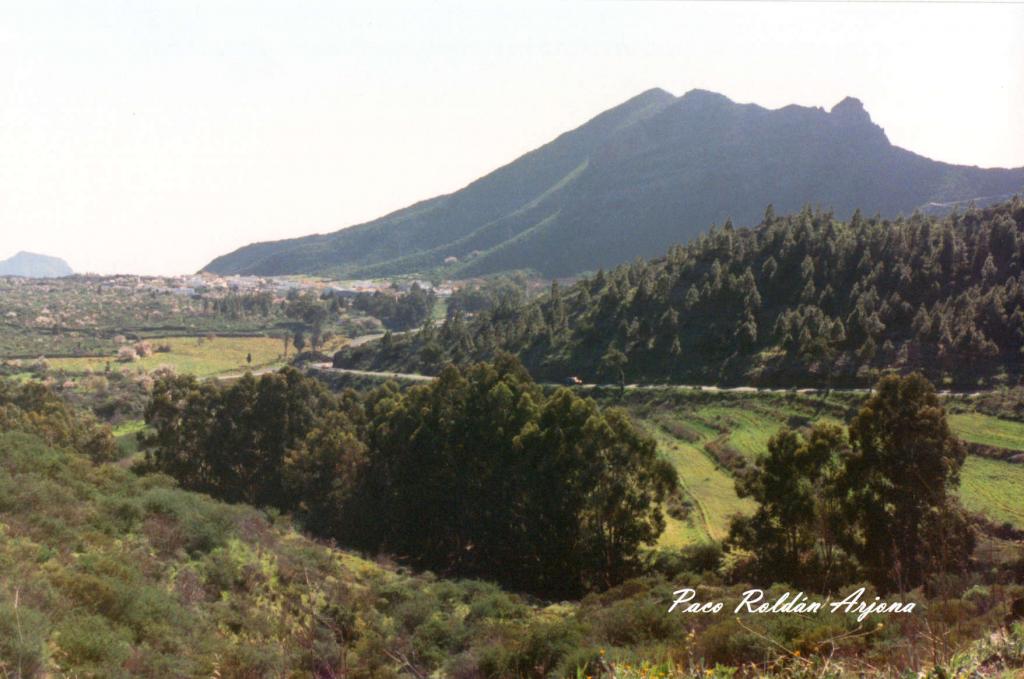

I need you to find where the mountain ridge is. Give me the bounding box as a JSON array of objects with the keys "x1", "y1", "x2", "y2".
[{"x1": 203, "y1": 88, "x2": 1024, "y2": 279}]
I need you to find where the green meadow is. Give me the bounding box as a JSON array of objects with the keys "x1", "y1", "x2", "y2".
[
  {"x1": 959, "y1": 456, "x2": 1024, "y2": 527},
  {"x1": 634, "y1": 396, "x2": 1024, "y2": 549},
  {"x1": 948, "y1": 412, "x2": 1024, "y2": 452},
  {"x1": 640, "y1": 421, "x2": 755, "y2": 546},
  {"x1": 47, "y1": 335, "x2": 287, "y2": 378}
]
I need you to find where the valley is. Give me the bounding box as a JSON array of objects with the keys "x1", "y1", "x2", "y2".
[
  {"x1": 5, "y1": 4, "x2": 1023, "y2": 676},
  {"x1": 3, "y1": 155, "x2": 1024, "y2": 679}
]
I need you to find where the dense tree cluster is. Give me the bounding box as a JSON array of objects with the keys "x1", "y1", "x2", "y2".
[
  {"x1": 728, "y1": 373, "x2": 974, "y2": 593},
  {"x1": 350, "y1": 283, "x2": 436, "y2": 331},
  {"x1": 339, "y1": 199, "x2": 1024, "y2": 388},
  {"x1": 445, "y1": 274, "x2": 531, "y2": 318},
  {"x1": 141, "y1": 358, "x2": 676, "y2": 597},
  {"x1": 142, "y1": 368, "x2": 336, "y2": 509},
  {"x1": 284, "y1": 292, "x2": 332, "y2": 351},
  {"x1": 202, "y1": 291, "x2": 276, "y2": 319}
]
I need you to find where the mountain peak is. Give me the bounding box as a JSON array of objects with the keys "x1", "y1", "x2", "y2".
[
  {"x1": 830, "y1": 96, "x2": 871, "y2": 124},
  {"x1": 203, "y1": 89, "x2": 1024, "y2": 279},
  {"x1": 678, "y1": 88, "x2": 733, "y2": 106},
  {"x1": 636, "y1": 87, "x2": 674, "y2": 100}
]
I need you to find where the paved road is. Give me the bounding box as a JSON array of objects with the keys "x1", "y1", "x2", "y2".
[
  {"x1": 220, "y1": 332, "x2": 985, "y2": 398},
  {"x1": 345, "y1": 333, "x2": 387, "y2": 347},
  {"x1": 309, "y1": 364, "x2": 985, "y2": 398},
  {"x1": 308, "y1": 364, "x2": 434, "y2": 382},
  {"x1": 311, "y1": 366, "x2": 855, "y2": 393}
]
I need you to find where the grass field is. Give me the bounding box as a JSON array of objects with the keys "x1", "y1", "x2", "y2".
[
  {"x1": 641, "y1": 422, "x2": 755, "y2": 546},
  {"x1": 650, "y1": 400, "x2": 846, "y2": 460},
  {"x1": 959, "y1": 456, "x2": 1024, "y2": 527},
  {"x1": 689, "y1": 406, "x2": 787, "y2": 460},
  {"x1": 635, "y1": 398, "x2": 1024, "y2": 545},
  {"x1": 949, "y1": 412, "x2": 1024, "y2": 452},
  {"x1": 47, "y1": 335, "x2": 287, "y2": 378}
]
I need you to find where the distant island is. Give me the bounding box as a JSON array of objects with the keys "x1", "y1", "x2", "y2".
[{"x1": 0, "y1": 251, "x2": 73, "y2": 278}]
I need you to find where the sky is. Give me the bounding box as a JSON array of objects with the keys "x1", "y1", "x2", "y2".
[{"x1": 1, "y1": 1, "x2": 1022, "y2": 276}]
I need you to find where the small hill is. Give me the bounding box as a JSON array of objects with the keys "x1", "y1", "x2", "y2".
[
  {"x1": 336, "y1": 199, "x2": 1024, "y2": 389},
  {"x1": 203, "y1": 88, "x2": 1024, "y2": 279},
  {"x1": 0, "y1": 251, "x2": 73, "y2": 278}
]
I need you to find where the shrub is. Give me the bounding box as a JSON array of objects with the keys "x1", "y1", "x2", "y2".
[
  {"x1": 697, "y1": 618, "x2": 773, "y2": 666},
  {"x1": 651, "y1": 544, "x2": 724, "y2": 579},
  {"x1": 0, "y1": 597, "x2": 50, "y2": 678},
  {"x1": 140, "y1": 487, "x2": 240, "y2": 555},
  {"x1": 593, "y1": 596, "x2": 677, "y2": 646},
  {"x1": 54, "y1": 613, "x2": 133, "y2": 676},
  {"x1": 466, "y1": 590, "x2": 529, "y2": 623},
  {"x1": 412, "y1": 615, "x2": 467, "y2": 669},
  {"x1": 478, "y1": 619, "x2": 585, "y2": 677}
]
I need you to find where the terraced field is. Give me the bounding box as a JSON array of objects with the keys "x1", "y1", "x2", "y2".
[
  {"x1": 641, "y1": 422, "x2": 754, "y2": 546},
  {"x1": 959, "y1": 456, "x2": 1024, "y2": 527},
  {"x1": 639, "y1": 399, "x2": 1024, "y2": 547},
  {"x1": 949, "y1": 412, "x2": 1024, "y2": 452},
  {"x1": 687, "y1": 406, "x2": 788, "y2": 460}
]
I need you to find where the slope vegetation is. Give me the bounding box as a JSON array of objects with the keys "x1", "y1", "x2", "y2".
[{"x1": 338, "y1": 199, "x2": 1024, "y2": 389}]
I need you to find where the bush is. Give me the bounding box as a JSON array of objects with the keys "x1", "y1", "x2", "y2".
[
  {"x1": 697, "y1": 618, "x2": 773, "y2": 666},
  {"x1": 478, "y1": 619, "x2": 585, "y2": 677},
  {"x1": 54, "y1": 613, "x2": 133, "y2": 676},
  {"x1": 594, "y1": 597, "x2": 677, "y2": 646},
  {"x1": 0, "y1": 598, "x2": 50, "y2": 678},
  {"x1": 140, "y1": 487, "x2": 240, "y2": 555},
  {"x1": 466, "y1": 590, "x2": 529, "y2": 623}
]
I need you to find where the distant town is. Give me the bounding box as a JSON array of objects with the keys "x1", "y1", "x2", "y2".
[{"x1": 1, "y1": 271, "x2": 457, "y2": 300}]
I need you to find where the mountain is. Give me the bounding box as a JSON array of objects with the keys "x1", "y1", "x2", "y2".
[
  {"x1": 203, "y1": 89, "x2": 1024, "y2": 279},
  {"x1": 0, "y1": 251, "x2": 73, "y2": 277}
]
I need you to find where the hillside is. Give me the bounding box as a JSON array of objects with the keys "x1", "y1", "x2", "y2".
[
  {"x1": 0, "y1": 251, "x2": 72, "y2": 278},
  {"x1": 4, "y1": 342, "x2": 1024, "y2": 676},
  {"x1": 203, "y1": 89, "x2": 1024, "y2": 279},
  {"x1": 7, "y1": 376, "x2": 1020, "y2": 678},
  {"x1": 337, "y1": 198, "x2": 1024, "y2": 388}
]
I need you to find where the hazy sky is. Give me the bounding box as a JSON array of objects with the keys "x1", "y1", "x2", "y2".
[{"x1": 2, "y1": 1, "x2": 1022, "y2": 276}]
